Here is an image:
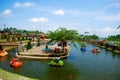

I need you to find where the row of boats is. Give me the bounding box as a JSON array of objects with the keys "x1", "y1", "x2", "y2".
[
  {"x1": 10, "y1": 57, "x2": 64, "y2": 67},
  {"x1": 0, "y1": 49, "x2": 64, "y2": 67},
  {"x1": 0, "y1": 48, "x2": 24, "y2": 68},
  {"x1": 80, "y1": 47, "x2": 100, "y2": 53},
  {"x1": 1, "y1": 47, "x2": 100, "y2": 68}
]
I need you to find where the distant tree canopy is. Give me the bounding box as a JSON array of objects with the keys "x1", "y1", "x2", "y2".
[
  {"x1": 2, "y1": 27, "x2": 44, "y2": 35},
  {"x1": 107, "y1": 34, "x2": 120, "y2": 41},
  {"x1": 87, "y1": 35, "x2": 99, "y2": 40}
]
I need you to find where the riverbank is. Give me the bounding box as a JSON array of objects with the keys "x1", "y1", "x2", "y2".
[
  {"x1": 0, "y1": 40, "x2": 29, "y2": 51},
  {"x1": 0, "y1": 69, "x2": 38, "y2": 80},
  {"x1": 88, "y1": 40, "x2": 120, "y2": 54}
]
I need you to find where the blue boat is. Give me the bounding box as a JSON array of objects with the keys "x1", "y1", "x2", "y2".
[{"x1": 80, "y1": 47, "x2": 86, "y2": 52}]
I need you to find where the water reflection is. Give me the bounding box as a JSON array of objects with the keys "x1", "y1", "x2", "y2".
[
  {"x1": 0, "y1": 56, "x2": 8, "y2": 62},
  {"x1": 46, "y1": 60, "x2": 81, "y2": 80}
]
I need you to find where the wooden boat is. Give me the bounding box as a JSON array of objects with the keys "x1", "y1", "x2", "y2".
[
  {"x1": 10, "y1": 58, "x2": 23, "y2": 68},
  {"x1": 0, "y1": 50, "x2": 8, "y2": 57},
  {"x1": 49, "y1": 58, "x2": 64, "y2": 67},
  {"x1": 92, "y1": 48, "x2": 100, "y2": 53}
]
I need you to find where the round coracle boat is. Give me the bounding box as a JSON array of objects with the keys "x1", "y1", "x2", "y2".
[
  {"x1": 80, "y1": 47, "x2": 86, "y2": 52},
  {"x1": 49, "y1": 58, "x2": 64, "y2": 67},
  {"x1": 0, "y1": 50, "x2": 8, "y2": 57},
  {"x1": 92, "y1": 48, "x2": 100, "y2": 53},
  {"x1": 10, "y1": 58, "x2": 23, "y2": 68}
]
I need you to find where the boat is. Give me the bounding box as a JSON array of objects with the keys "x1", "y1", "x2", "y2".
[
  {"x1": 92, "y1": 48, "x2": 100, "y2": 53},
  {"x1": 10, "y1": 58, "x2": 23, "y2": 68},
  {"x1": 0, "y1": 50, "x2": 8, "y2": 57},
  {"x1": 49, "y1": 58, "x2": 64, "y2": 67},
  {"x1": 80, "y1": 47, "x2": 86, "y2": 52}
]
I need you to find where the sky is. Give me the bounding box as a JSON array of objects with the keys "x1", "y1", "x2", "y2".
[{"x1": 0, "y1": 0, "x2": 120, "y2": 37}]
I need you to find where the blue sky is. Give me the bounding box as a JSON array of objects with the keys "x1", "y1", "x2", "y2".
[{"x1": 0, "y1": 0, "x2": 120, "y2": 37}]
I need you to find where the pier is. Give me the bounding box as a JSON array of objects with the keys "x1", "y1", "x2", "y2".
[{"x1": 16, "y1": 45, "x2": 71, "y2": 59}]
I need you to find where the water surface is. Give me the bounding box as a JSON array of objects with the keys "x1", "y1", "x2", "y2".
[{"x1": 0, "y1": 44, "x2": 120, "y2": 80}]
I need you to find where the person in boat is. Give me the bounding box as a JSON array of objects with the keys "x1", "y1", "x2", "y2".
[
  {"x1": 45, "y1": 44, "x2": 48, "y2": 50},
  {"x1": 12, "y1": 57, "x2": 19, "y2": 61},
  {"x1": 0, "y1": 45, "x2": 5, "y2": 53},
  {"x1": 10, "y1": 57, "x2": 23, "y2": 68},
  {"x1": 92, "y1": 48, "x2": 100, "y2": 53},
  {"x1": 54, "y1": 58, "x2": 60, "y2": 63},
  {"x1": 54, "y1": 47, "x2": 59, "y2": 54},
  {"x1": 96, "y1": 48, "x2": 100, "y2": 52},
  {"x1": 80, "y1": 47, "x2": 86, "y2": 52}
]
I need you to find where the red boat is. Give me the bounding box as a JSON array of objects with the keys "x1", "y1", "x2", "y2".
[
  {"x1": 10, "y1": 58, "x2": 23, "y2": 68},
  {"x1": 0, "y1": 50, "x2": 8, "y2": 57},
  {"x1": 92, "y1": 48, "x2": 100, "y2": 53}
]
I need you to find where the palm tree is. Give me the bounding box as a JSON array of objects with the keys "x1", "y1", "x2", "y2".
[{"x1": 47, "y1": 27, "x2": 81, "y2": 52}]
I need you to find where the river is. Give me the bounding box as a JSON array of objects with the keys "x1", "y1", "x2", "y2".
[{"x1": 0, "y1": 43, "x2": 120, "y2": 80}]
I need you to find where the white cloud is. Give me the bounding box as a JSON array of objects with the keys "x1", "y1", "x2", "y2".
[
  {"x1": 1, "y1": 9, "x2": 13, "y2": 17},
  {"x1": 82, "y1": 27, "x2": 120, "y2": 37},
  {"x1": 109, "y1": 2, "x2": 120, "y2": 8},
  {"x1": 14, "y1": 2, "x2": 36, "y2": 8},
  {"x1": 97, "y1": 13, "x2": 120, "y2": 21},
  {"x1": 101, "y1": 27, "x2": 111, "y2": 32},
  {"x1": 101, "y1": 27, "x2": 120, "y2": 37},
  {"x1": 29, "y1": 17, "x2": 48, "y2": 22},
  {"x1": 53, "y1": 10, "x2": 64, "y2": 16},
  {"x1": 118, "y1": 13, "x2": 120, "y2": 16}
]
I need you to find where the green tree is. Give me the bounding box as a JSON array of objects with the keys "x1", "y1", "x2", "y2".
[
  {"x1": 37, "y1": 38, "x2": 40, "y2": 46},
  {"x1": 26, "y1": 41, "x2": 32, "y2": 50},
  {"x1": 47, "y1": 27, "x2": 81, "y2": 52}
]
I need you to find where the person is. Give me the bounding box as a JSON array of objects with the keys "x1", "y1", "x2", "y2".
[
  {"x1": 45, "y1": 44, "x2": 48, "y2": 50},
  {"x1": 20, "y1": 40, "x2": 23, "y2": 45},
  {"x1": 0, "y1": 45, "x2": 3, "y2": 50},
  {"x1": 0, "y1": 45, "x2": 5, "y2": 53},
  {"x1": 54, "y1": 47, "x2": 59, "y2": 54},
  {"x1": 54, "y1": 58, "x2": 60, "y2": 63}
]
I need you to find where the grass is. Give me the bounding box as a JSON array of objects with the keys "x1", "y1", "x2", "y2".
[
  {"x1": 0, "y1": 69, "x2": 38, "y2": 80},
  {"x1": 116, "y1": 41, "x2": 120, "y2": 46}
]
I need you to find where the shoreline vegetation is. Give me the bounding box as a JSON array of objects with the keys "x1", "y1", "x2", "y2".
[{"x1": 88, "y1": 40, "x2": 120, "y2": 54}]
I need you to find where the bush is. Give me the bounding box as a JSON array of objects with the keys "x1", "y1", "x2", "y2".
[{"x1": 37, "y1": 38, "x2": 40, "y2": 46}]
